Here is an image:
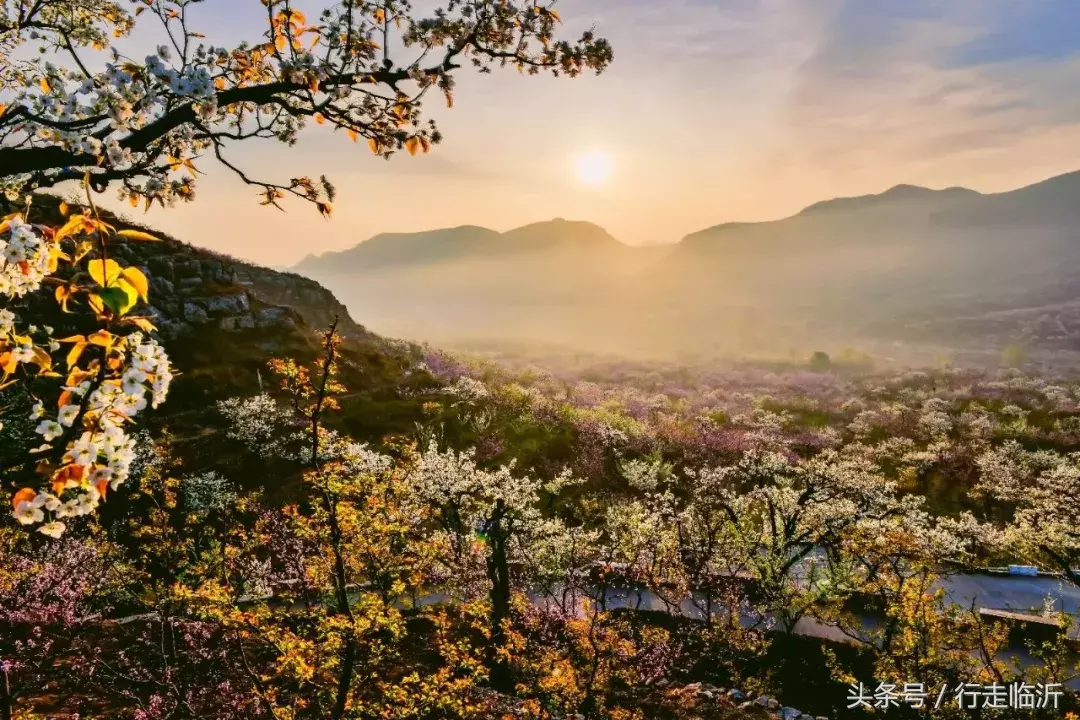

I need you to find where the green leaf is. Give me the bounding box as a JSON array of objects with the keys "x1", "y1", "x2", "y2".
[{"x1": 97, "y1": 284, "x2": 138, "y2": 316}]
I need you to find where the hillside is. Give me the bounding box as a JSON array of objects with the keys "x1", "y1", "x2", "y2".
[
  {"x1": 3, "y1": 196, "x2": 437, "y2": 479},
  {"x1": 294, "y1": 169, "x2": 1080, "y2": 363}
]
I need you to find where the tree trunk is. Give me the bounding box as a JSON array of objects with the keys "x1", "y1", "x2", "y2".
[
  {"x1": 1, "y1": 664, "x2": 12, "y2": 720},
  {"x1": 486, "y1": 500, "x2": 513, "y2": 691}
]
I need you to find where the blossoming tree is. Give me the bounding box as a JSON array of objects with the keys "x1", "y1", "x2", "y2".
[
  {"x1": 1, "y1": 0, "x2": 611, "y2": 535},
  {"x1": 0, "y1": 0, "x2": 612, "y2": 210}
]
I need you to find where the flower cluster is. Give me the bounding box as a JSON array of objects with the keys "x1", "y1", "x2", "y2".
[
  {"x1": 0, "y1": 217, "x2": 59, "y2": 297},
  {"x1": 3, "y1": 208, "x2": 171, "y2": 537}
]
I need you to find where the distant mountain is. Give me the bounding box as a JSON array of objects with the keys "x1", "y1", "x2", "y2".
[
  {"x1": 296, "y1": 219, "x2": 627, "y2": 275},
  {"x1": 293, "y1": 169, "x2": 1080, "y2": 362}
]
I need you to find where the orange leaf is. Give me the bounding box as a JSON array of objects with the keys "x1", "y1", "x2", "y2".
[
  {"x1": 87, "y1": 330, "x2": 113, "y2": 348},
  {"x1": 405, "y1": 137, "x2": 421, "y2": 156},
  {"x1": 12, "y1": 488, "x2": 36, "y2": 510},
  {"x1": 347, "y1": 128, "x2": 358, "y2": 143}
]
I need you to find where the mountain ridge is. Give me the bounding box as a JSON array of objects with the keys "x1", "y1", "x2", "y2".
[
  {"x1": 294, "y1": 169, "x2": 1080, "y2": 272},
  {"x1": 287, "y1": 167, "x2": 1080, "y2": 359}
]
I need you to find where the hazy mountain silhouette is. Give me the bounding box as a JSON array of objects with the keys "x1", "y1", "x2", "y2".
[
  {"x1": 295, "y1": 170, "x2": 1080, "y2": 361},
  {"x1": 296, "y1": 219, "x2": 629, "y2": 275}
]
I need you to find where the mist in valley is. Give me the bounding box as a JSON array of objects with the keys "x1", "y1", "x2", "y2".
[{"x1": 298, "y1": 171, "x2": 1080, "y2": 371}]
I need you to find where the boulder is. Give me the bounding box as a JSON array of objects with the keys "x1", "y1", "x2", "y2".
[
  {"x1": 255, "y1": 306, "x2": 297, "y2": 329},
  {"x1": 149, "y1": 275, "x2": 174, "y2": 296},
  {"x1": 146, "y1": 256, "x2": 174, "y2": 279},
  {"x1": 203, "y1": 293, "x2": 250, "y2": 317},
  {"x1": 183, "y1": 303, "x2": 209, "y2": 324},
  {"x1": 176, "y1": 259, "x2": 202, "y2": 277}
]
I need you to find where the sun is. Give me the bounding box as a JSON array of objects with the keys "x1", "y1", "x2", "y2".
[{"x1": 575, "y1": 151, "x2": 613, "y2": 187}]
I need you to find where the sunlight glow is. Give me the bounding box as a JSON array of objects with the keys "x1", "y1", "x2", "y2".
[{"x1": 575, "y1": 151, "x2": 613, "y2": 187}]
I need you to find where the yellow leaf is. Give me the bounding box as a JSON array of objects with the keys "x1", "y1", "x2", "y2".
[
  {"x1": 54, "y1": 215, "x2": 86, "y2": 243},
  {"x1": 55, "y1": 285, "x2": 72, "y2": 312},
  {"x1": 115, "y1": 229, "x2": 160, "y2": 242},
  {"x1": 66, "y1": 342, "x2": 87, "y2": 369},
  {"x1": 31, "y1": 347, "x2": 52, "y2": 371},
  {"x1": 88, "y1": 258, "x2": 123, "y2": 287},
  {"x1": 87, "y1": 330, "x2": 113, "y2": 348},
  {"x1": 127, "y1": 317, "x2": 158, "y2": 333},
  {"x1": 368, "y1": 138, "x2": 379, "y2": 154},
  {"x1": 121, "y1": 266, "x2": 149, "y2": 302},
  {"x1": 112, "y1": 281, "x2": 140, "y2": 315},
  {"x1": 405, "y1": 137, "x2": 421, "y2": 156},
  {"x1": 39, "y1": 76, "x2": 51, "y2": 94},
  {"x1": 314, "y1": 112, "x2": 325, "y2": 124},
  {"x1": 214, "y1": 76, "x2": 226, "y2": 90},
  {"x1": 59, "y1": 201, "x2": 69, "y2": 217}
]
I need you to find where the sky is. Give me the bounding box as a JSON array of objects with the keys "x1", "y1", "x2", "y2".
[{"x1": 84, "y1": 0, "x2": 1080, "y2": 266}]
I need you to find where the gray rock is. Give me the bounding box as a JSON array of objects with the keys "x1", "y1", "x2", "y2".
[
  {"x1": 176, "y1": 259, "x2": 202, "y2": 277},
  {"x1": 779, "y1": 708, "x2": 801, "y2": 720},
  {"x1": 147, "y1": 257, "x2": 174, "y2": 278},
  {"x1": 236, "y1": 314, "x2": 255, "y2": 330},
  {"x1": 255, "y1": 307, "x2": 296, "y2": 329},
  {"x1": 149, "y1": 275, "x2": 174, "y2": 296},
  {"x1": 755, "y1": 696, "x2": 771, "y2": 708},
  {"x1": 203, "y1": 293, "x2": 249, "y2": 317},
  {"x1": 183, "y1": 303, "x2": 209, "y2": 324},
  {"x1": 179, "y1": 276, "x2": 203, "y2": 290},
  {"x1": 727, "y1": 688, "x2": 746, "y2": 702}
]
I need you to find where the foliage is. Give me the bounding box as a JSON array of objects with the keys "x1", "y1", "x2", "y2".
[{"x1": 0, "y1": 0, "x2": 611, "y2": 212}]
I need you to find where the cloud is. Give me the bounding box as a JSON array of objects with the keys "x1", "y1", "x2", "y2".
[{"x1": 772, "y1": 0, "x2": 1080, "y2": 191}]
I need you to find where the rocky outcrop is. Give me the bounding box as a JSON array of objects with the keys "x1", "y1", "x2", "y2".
[
  {"x1": 21, "y1": 193, "x2": 370, "y2": 345},
  {"x1": 103, "y1": 227, "x2": 370, "y2": 342}
]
